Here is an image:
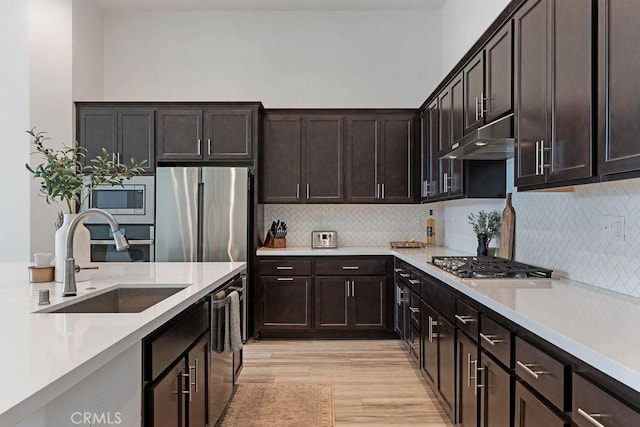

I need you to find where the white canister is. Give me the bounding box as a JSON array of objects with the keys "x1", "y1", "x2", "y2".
[{"x1": 54, "y1": 213, "x2": 92, "y2": 282}]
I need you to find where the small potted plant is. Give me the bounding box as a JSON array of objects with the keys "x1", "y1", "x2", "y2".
[
  {"x1": 25, "y1": 128, "x2": 146, "y2": 281},
  {"x1": 467, "y1": 210, "x2": 501, "y2": 256}
]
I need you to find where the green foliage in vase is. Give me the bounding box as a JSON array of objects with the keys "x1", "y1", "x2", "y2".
[
  {"x1": 25, "y1": 128, "x2": 147, "y2": 213},
  {"x1": 467, "y1": 210, "x2": 501, "y2": 243}
]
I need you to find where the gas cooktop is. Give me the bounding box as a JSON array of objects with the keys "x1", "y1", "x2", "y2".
[{"x1": 431, "y1": 256, "x2": 553, "y2": 279}]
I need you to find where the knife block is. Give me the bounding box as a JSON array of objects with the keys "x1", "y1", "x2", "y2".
[{"x1": 264, "y1": 230, "x2": 286, "y2": 248}]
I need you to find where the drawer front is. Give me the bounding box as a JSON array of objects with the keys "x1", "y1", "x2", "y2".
[
  {"x1": 455, "y1": 299, "x2": 479, "y2": 340},
  {"x1": 316, "y1": 259, "x2": 386, "y2": 276},
  {"x1": 480, "y1": 315, "x2": 512, "y2": 368},
  {"x1": 147, "y1": 300, "x2": 208, "y2": 381},
  {"x1": 515, "y1": 380, "x2": 569, "y2": 427},
  {"x1": 430, "y1": 282, "x2": 455, "y2": 322},
  {"x1": 259, "y1": 259, "x2": 311, "y2": 276},
  {"x1": 515, "y1": 337, "x2": 568, "y2": 411},
  {"x1": 572, "y1": 373, "x2": 640, "y2": 427}
]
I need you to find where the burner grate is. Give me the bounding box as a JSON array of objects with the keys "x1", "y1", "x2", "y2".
[{"x1": 431, "y1": 256, "x2": 552, "y2": 279}]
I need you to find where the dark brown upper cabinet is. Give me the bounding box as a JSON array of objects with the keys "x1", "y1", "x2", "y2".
[
  {"x1": 514, "y1": 0, "x2": 593, "y2": 188},
  {"x1": 346, "y1": 115, "x2": 379, "y2": 202},
  {"x1": 156, "y1": 108, "x2": 202, "y2": 160},
  {"x1": 598, "y1": 0, "x2": 640, "y2": 177},
  {"x1": 203, "y1": 109, "x2": 252, "y2": 160},
  {"x1": 77, "y1": 105, "x2": 155, "y2": 172},
  {"x1": 380, "y1": 115, "x2": 416, "y2": 203},
  {"x1": 421, "y1": 101, "x2": 440, "y2": 202},
  {"x1": 463, "y1": 51, "x2": 485, "y2": 134},
  {"x1": 262, "y1": 113, "x2": 343, "y2": 203},
  {"x1": 438, "y1": 76, "x2": 464, "y2": 199}
]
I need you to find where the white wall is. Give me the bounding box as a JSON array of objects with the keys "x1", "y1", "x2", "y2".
[
  {"x1": 0, "y1": 0, "x2": 31, "y2": 261},
  {"x1": 72, "y1": 0, "x2": 104, "y2": 101},
  {"x1": 29, "y1": 0, "x2": 74, "y2": 257},
  {"x1": 102, "y1": 9, "x2": 441, "y2": 107},
  {"x1": 440, "y1": 0, "x2": 510, "y2": 76}
]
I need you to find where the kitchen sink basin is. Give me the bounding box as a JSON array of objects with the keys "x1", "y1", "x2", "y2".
[{"x1": 42, "y1": 286, "x2": 187, "y2": 313}]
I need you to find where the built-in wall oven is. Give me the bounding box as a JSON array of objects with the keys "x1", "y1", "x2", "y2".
[
  {"x1": 81, "y1": 175, "x2": 155, "y2": 224},
  {"x1": 87, "y1": 224, "x2": 154, "y2": 262}
]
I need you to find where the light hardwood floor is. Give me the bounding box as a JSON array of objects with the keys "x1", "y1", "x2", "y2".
[{"x1": 237, "y1": 339, "x2": 452, "y2": 426}]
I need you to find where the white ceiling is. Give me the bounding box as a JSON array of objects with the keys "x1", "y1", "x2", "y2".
[{"x1": 93, "y1": 0, "x2": 447, "y2": 11}]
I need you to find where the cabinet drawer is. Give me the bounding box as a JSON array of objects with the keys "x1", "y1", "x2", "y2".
[
  {"x1": 572, "y1": 373, "x2": 640, "y2": 427},
  {"x1": 455, "y1": 300, "x2": 478, "y2": 340},
  {"x1": 480, "y1": 315, "x2": 512, "y2": 368},
  {"x1": 259, "y1": 259, "x2": 311, "y2": 276},
  {"x1": 316, "y1": 259, "x2": 386, "y2": 276},
  {"x1": 145, "y1": 300, "x2": 208, "y2": 381},
  {"x1": 515, "y1": 380, "x2": 569, "y2": 427},
  {"x1": 408, "y1": 290, "x2": 421, "y2": 331},
  {"x1": 515, "y1": 337, "x2": 569, "y2": 412}
]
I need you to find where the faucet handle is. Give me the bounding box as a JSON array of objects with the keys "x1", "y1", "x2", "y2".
[{"x1": 74, "y1": 265, "x2": 100, "y2": 273}]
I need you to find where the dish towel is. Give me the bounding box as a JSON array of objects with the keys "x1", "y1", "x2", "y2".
[
  {"x1": 223, "y1": 290, "x2": 243, "y2": 354},
  {"x1": 212, "y1": 290, "x2": 226, "y2": 354}
]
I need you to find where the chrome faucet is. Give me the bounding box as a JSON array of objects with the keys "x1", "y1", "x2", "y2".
[{"x1": 62, "y1": 208, "x2": 129, "y2": 297}]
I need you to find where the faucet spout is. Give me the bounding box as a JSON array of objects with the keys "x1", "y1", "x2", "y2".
[{"x1": 62, "y1": 208, "x2": 129, "y2": 297}]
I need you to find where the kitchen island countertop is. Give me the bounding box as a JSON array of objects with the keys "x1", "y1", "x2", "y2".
[
  {"x1": 258, "y1": 245, "x2": 640, "y2": 396},
  {"x1": 0, "y1": 261, "x2": 245, "y2": 425}
]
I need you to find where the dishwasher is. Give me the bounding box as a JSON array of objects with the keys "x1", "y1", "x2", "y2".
[{"x1": 209, "y1": 273, "x2": 246, "y2": 425}]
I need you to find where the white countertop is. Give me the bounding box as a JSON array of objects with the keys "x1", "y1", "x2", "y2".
[
  {"x1": 0, "y1": 262, "x2": 245, "y2": 426},
  {"x1": 257, "y1": 245, "x2": 640, "y2": 395}
]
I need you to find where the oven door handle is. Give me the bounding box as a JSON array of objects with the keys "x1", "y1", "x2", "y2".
[{"x1": 90, "y1": 239, "x2": 155, "y2": 245}]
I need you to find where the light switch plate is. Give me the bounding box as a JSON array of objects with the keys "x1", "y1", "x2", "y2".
[{"x1": 613, "y1": 216, "x2": 625, "y2": 242}]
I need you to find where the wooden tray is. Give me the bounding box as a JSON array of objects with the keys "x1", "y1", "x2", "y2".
[{"x1": 390, "y1": 241, "x2": 425, "y2": 248}]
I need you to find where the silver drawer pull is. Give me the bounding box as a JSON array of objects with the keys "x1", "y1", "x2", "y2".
[
  {"x1": 276, "y1": 266, "x2": 293, "y2": 270},
  {"x1": 408, "y1": 279, "x2": 420, "y2": 285},
  {"x1": 394, "y1": 268, "x2": 403, "y2": 273},
  {"x1": 455, "y1": 314, "x2": 476, "y2": 325},
  {"x1": 516, "y1": 360, "x2": 548, "y2": 380},
  {"x1": 577, "y1": 408, "x2": 607, "y2": 427},
  {"x1": 480, "y1": 333, "x2": 503, "y2": 346},
  {"x1": 342, "y1": 266, "x2": 360, "y2": 270},
  {"x1": 409, "y1": 306, "x2": 420, "y2": 314},
  {"x1": 277, "y1": 277, "x2": 294, "y2": 281},
  {"x1": 399, "y1": 273, "x2": 410, "y2": 278}
]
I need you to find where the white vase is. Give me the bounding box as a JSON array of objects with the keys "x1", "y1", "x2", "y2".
[{"x1": 54, "y1": 213, "x2": 92, "y2": 283}]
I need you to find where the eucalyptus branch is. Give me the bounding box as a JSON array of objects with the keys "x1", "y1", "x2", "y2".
[{"x1": 467, "y1": 210, "x2": 501, "y2": 242}]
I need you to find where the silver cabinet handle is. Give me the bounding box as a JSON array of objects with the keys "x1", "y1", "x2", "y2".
[
  {"x1": 381, "y1": 183, "x2": 385, "y2": 199},
  {"x1": 376, "y1": 183, "x2": 381, "y2": 199},
  {"x1": 577, "y1": 408, "x2": 607, "y2": 427},
  {"x1": 535, "y1": 141, "x2": 540, "y2": 176},
  {"x1": 516, "y1": 360, "x2": 548, "y2": 380},
  {"x1": 189, "y1": 359, "x2": 198, "y2": 393},
  {"x1": 408, "y1": 279, "x2": 420, "y2": 285},
  {"x1": 475, "y1": 96, "x2": 479, "y2": 121},
  {"x1": 181, "y1": 371, "x2": 192, "y2": 401},
  {"x1": 277, "y1": 277, "x2": 294, "y2": 281},
  {"x1": 296, "y1": 183, "x2": 300, "y2": 200},
  {"x1": 306, "y1": 183, "x2": 310, "y2": 199},
  {"x1": 276, "y1": 266, "x2": 294, "y2": 270},
  {"x1": 208, "y1": 138, "x2": 212, "y2": 155},
  {"x1": 342, "y1": 266, "x2": 360, "y2": 270},
  {"x1": 409, "y1": 306, "x2": 420, "y2": 313},
  {"x1": 346, "y1": 281, "x2": 350, "y2": 298},
  {"x1": 117, "y1": 152, "x2": 121, "y2": 164},
  {"x1": 394, "y1": 268, "x2": 403, "y2": 273},
  {"x1": 455, "y1": 314, "x2": 476, "y2": 325},
  {"x1": 443, "y1": 172, "x2": 448, "y2": 192},
  {"x1": 473, "y1": 360, "x2": 484, "y2": 395},
  {"x1": 480, "y1": 333, "x2": 503, "y2": 346},
  {"x1": 540, "y1": 139, "x2": 546, "y2": 175},
  {"x1": 480, "y1": 92, "x2": 485, "y2": 118},
  {"x1": 428, "y1": 316, "x2": 437, "y2": 343},
  {"x1": 399, "y1": 273, "x2": 410, "y2": 278},
  {"x1": 197, "y1": 138, "x2": 201, "y2": 156},
  {"x1": 351, "y1": 281, "x2": 355, "y2": 298},
  {"x1": 467, "y1": 353, "x2": 472, "y2": 387}
]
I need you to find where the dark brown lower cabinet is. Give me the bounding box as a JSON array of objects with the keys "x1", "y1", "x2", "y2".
[
  {"x1": 573, "y1": 372, "x2": 640, "y2": 427},
  {"x1": 438, "y1": 317, "x2": 456, "y2": 418},
  {"x1": 315, "y1": 276, "x2": 386, "y2": 329},
  {"x1": 187, "y1": 335, "x2": 208, "y2": 427},
  {"x1": 514, "y1": 381, "x2": 569, "y2": 427},
  {"x1": 151, "y1": 359, "x2": 185, "y2": 427},
  {"x1": 480, "y1": 352, "x2": 512, "y2": 427},
  {"x1": 421, "y1": 301, "x2": 438, "y2": 384},
  {"x1": 259, "y1": 276, "x2": 312, "y2": 329},
  {"x1": 457, "y1": 332, "x2": 479, "y2": 427}
]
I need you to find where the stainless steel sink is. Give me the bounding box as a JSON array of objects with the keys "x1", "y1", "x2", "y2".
[{"x1": 44, "y1": 286, "x2": 186, "y2": 313}]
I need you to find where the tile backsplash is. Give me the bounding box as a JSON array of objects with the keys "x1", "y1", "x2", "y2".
[{"x1": 264, "y1": 204, "x2": 443, "y2": 247}]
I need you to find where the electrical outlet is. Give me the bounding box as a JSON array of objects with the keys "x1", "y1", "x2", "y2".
[
  {"x1": 601, "y1": 215, "x2": 611, "y2": 241},
  {"x1": 613, "y1": 216, "x2": 625, "y2": 242}
]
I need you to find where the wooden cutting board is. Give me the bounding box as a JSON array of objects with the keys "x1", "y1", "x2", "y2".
[{"x1": 496, "y1": 193, "x2": 515, "y2": 260}]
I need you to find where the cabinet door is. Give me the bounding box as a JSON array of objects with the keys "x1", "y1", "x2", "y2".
[
  {"x1": 514, "y1": 381, "x2": 569, "y2": 427},
  {"x1": 187, "y1": 335, "x2": 208, "y2": 427},
  {"x1": 421, "y1": 302, "x2": 438, "y2": 385},
  {"x1": 424, "y1": 101, "x2": 440, "y2": 200},
  {"x1": 304, "y1": 116, "x2": 343, "y2": 202},
  {"x1": 150, "y1": 358, "x2": 186, "y2": 427},
  {"x1": 78, "y1": 108, "x2": 117, "y2": 166},
  {"x1": 449, "y1": 76, "x2": 465, "y2": 197},
  {"x1": 485, "y1": 23, "x2": 513, "y2": 122},
  {"x1": 598, "y1": 0, "x2": 640, "y2": 175},
  {"x1": 157, "y1": 109, "x2": 203, "y2": 161},
  {"x1": 351, "y1": 276, "x2": 386, "y2": 329},
  {"x1": 464, "y1": 51, "x2": 485, "y2": 134},
  {"x1": 380, "y1": 116, "x2": 414, "y2": 202},
  {"x1": 438, "y1": 89, "x2": 451, "y2": 198},
  {"x1": 119, "y1": 109, "x2": 155, "y2": 172},
  {"x1": 346, "y1": 115, "x2": 379, "y2": 202},
  {"x1": 458, "y1": 332, "x2": 479, "y2": 427},
  {"x1": 547, "y1": 0, "x2": 592, "y2": 183},
  {"x1": 514, "y1": 0, "x2": 548, "y2": 187},
  {"x1": 259, "y1": 276, "x2": 311, "y2": 329},
  {"x1": 203, "y1": 109, "x2": 252, "y2": 160},
  {"x1": 315, "y1": 276, "x2": 349, "y2": 329},
  {"x1": 480, "y1": 352, "x2": 512, "y2": 427},
  {"x1": 438, "y1": 317, "x2": 456, "y2": 418},
  {"x1": 572, "y1": 373, "x2": 640, "y2": 427},
  {"x1": 262, "y1": 115, "x2": 302, "y2": 203}
]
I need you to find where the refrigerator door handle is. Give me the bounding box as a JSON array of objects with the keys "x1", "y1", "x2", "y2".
[{"x1": 197, "y1": 177, "x2": 205, "y2": 262}]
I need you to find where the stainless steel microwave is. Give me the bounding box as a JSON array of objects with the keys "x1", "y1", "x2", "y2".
[{"x1": 81, "y1": 175, "x2": 155, "y2": 224}]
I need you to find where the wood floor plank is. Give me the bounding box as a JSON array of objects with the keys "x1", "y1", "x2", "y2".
[{"x1": 237, "y1": 339, "x2": 452, "y2": 426}]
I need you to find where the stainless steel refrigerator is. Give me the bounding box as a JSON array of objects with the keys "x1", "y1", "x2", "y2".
[{"x1": 155, "y1": 167, "x2": 249, "y2": 263}]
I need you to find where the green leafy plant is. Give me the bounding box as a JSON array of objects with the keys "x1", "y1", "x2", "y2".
[
  {"x1": 25, "y1": 128, "x2": 146, "y2": 213},
  {"x1": 467, "y1": 210, "x2": 501, "y2": 243}
]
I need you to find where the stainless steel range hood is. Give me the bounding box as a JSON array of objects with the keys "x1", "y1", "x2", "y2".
[{"x1": 440, "y1": 113, "x2": 514, "y2": 160}]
